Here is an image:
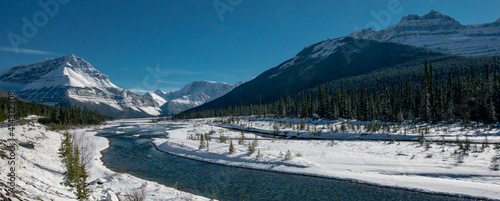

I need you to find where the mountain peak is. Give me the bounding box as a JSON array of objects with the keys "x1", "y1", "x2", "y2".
[
  {"x1": 399, "y1": 10, "x2": 462, "y2": 27},
  {"x1": 190, "y1": 80, "x2": 219, "y2": 84},
  {"x1": 154, "y1": 89, "x2": 166, "y2": 95},
  {"x1": 0, "y1": 54, "x2": 160, "y2": 118},
  {"x1": 63, "y1": 53, "x2": 78, "y2": 60},
  {"x1": 0, "y1": 54, "x2": 117, "y2": 91},
  {"x1": 63, "y1": 54, "x2": 92, "y2": 66},
  {"x1": 423, "y1": 9, "x2": 444, "y2": 19}
]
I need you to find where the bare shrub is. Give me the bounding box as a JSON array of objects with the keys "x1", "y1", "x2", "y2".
[
  {"x1": 123, "y1": 183, "x2": 147, "y2": 201},
  {"x1": 71, "y1": 132, "x2": 95, "y2": 170}
]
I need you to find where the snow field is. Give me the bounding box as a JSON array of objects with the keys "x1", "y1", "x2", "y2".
[{"x1": 154, "y1": 117, "x2": 500, "y2": 200}]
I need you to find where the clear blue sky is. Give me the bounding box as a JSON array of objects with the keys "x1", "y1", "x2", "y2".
[{"x1": 1, "y1": 0, "x2": 499, "y2": 93}]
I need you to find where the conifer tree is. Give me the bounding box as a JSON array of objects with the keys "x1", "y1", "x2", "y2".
[
  {"x1": 229, "y1": 140, "x2": 235, "y2": 154},
  {"x1": 199, "y1": 134, "x2": 206, "y2": 149},
  {"x1": 238, "y1": 130, "x2": 245, "y2": 145}
]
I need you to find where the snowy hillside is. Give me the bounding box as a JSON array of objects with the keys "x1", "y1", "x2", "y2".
[
  {"x1": 0, "y1": 54, "x2": 160, "y2": 118},
  {"x1": 145, "y1": 81, "x2": 243, "y2": 114},
  {"x1": 350, "y1": 10, "x2": 500, "y2": 57},
  {"x1": 0, "y1": 119, "x2": 209, "y2": 200}
]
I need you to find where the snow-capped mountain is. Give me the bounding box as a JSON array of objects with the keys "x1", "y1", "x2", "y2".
[
  {"x1": 350, "y1": 10, "x2": 500, "y2": 57},
  {"x1": 0, "y1": 54, "x2": 160, "y2": 118},
  {"x1": 144, "y1": 81, "x2": 243, "y2": 114}
]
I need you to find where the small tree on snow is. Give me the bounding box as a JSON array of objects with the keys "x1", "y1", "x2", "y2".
[
  {"x1": 340, "y1": 121, "x2": 347, "y2": 132},
  {"x1": 300, "y1": 119, "x2": 305, "y2": 130},
  {"x1": 238, "y1": 130, "x2": 245, "y2": 145},
  {"x1": 285, "y1": 150, "x2": 293, "y2": 160},
  {"x1": 252, "y1": 135, "x2": 258, "y2": 147},
  {"x1": 229, "y1": 140, "x2": 235, "y2": 154},
  {"x1": 199, "y1": 134, "x2": 206, "y2": 149}
]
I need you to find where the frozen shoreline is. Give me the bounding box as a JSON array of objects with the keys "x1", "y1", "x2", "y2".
[
  {"x1": 0, "y1": 120, "x2": 210, "y2": 201},
  {"x1": 150, "y1": 141, "x2": 476, "y2": 200},
  {"x1": 154, "y1": 118, "x2": 500, "y2": 200}
]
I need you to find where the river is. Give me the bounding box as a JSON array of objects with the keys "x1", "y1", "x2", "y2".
[{"x1": 96, "y1": 120, "x2": 472, "y2": 201}]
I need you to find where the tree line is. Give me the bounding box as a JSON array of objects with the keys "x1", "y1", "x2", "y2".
[
  {"x1": 178, "y1": 58, "x2": 500, "y2": 124},
  {"x1": 0, "y1": 97, "x2": 109, "y2": 126}
]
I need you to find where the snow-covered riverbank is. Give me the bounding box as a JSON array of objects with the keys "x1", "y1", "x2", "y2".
[
  {"x1": 0, "y1": 120, "x2": 209, "y2": 201},
  {"x1": 154, "y1": 118, "x2": 500, "y2": 200}
]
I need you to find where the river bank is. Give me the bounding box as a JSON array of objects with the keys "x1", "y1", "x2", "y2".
[
  {"x1": 0, "y1": 119, "x2": 210, "y2": 200},
  {"x1": 153, "y1": 118, "x2": 500, "y2": 200}
]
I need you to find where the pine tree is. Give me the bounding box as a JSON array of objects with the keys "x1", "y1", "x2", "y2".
[
  {"x1": 229, "y1": 140, "x2": 235, "y2": 154},
  {"x1": 487, "y1": 99, "x2": 497, "y2": 124},
  {"x1": 300, "y1": 119, "x2": 305, "y2": 130},
  {"x1": 248, "y1": 143, "x2": 255, "y2": 155},
  {"x1": 340, "y1": 121, "x2": 347, "y2": 132},
  {"x1": 199, "y1": 134, "x2": 206, "y2": 149},
  {"x1": 238, "y1": 131, "x2": 245, "y2": 145},
  {"x1": 74, "y1": 147, "x2": 90, "y2": 200},
  {"x1": 421, "y1": 61, "x2": 432, "y2": 122},
  {"x1": 59, "y1": 131, "x2": 74, "y2": 186}
]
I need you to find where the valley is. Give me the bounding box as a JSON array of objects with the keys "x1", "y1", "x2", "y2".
[{"x1": 1, "y1": 7, "x2": 500, "y2": 201}]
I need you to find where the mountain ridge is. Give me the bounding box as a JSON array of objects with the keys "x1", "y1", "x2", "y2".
[
  {"x1": 144, "y1": 80, "x2": 243, "y2": 114},
  {"x1": 349, "y1": 10, "x2": 500, "y2": 56}
]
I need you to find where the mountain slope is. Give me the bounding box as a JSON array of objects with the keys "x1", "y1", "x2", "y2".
[
  {"x1": 0, "y1": 54, "x2": 160, "y2": 118},
  {"x1": 350, "y1": 10, "x2": 500, "y2": 57},
  {"x1": 188, "y1": 10, "x2": 499, "y2": 113},
  {"x1": 144, "y1": 81, "x2": 243, "y2": 114},
  {"x1": 192, "y1": 37, "x2": 451, "y2": 110}
]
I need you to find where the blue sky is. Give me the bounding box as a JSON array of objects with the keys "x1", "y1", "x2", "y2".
[{"x1": 1, "y1": 0, "x2": 499, "y2": 93}]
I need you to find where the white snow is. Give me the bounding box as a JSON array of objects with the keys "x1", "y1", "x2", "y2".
[
  {"x1": 137, "y1": 106, "x2": 162, "y2": 116},
  {"x1": 144, "y1": 91, "x2": 168, "y2": 106},
  {"x1": 278, "y1": 56, "x2": 299, "y2": 70},
  {"x1": 267, "y1": 72, "x2": 281, "y2": 79},
  {"x1": 0, "y1": 121, "x2": 210, "y2": 200},
  {"x1": 0, "y1": 54, "x2": 161, "y2": 118},
  {"x1": 22, "y1": 56, "x2": 117, "y2": 90},
  {"x1": 310, "y1": 39, "x2": 346, "y2": 59},
  {"x1": 351, "y1": 10, "x2": 500, "y2": 57},
  {"x1": 146, "y1": 81, "x2": 241, "y2": 114},
  {"x1": 153, "y1": 117, "x2": 500, "y2": 200}
]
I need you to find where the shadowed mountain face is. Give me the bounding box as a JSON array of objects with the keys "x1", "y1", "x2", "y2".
[
  {"x1": 192, "y1": 37, "x2": 448, "y2": 110},
  {"x1": 0, "y1": 54, "x2": 160, "y2": 118}
]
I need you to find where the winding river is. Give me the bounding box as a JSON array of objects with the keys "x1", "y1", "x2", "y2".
[{"x1": 96, "y1": 120, "x2": 472, "y2": 201}]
